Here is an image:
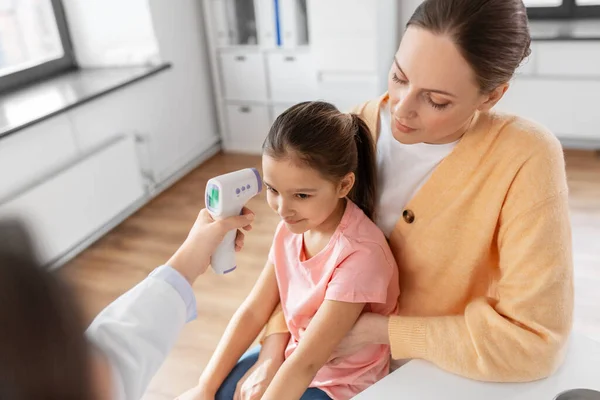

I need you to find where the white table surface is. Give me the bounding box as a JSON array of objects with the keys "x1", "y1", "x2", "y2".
[{"x1": 355, "y1": 333, "x2": 600, "y2": 400}]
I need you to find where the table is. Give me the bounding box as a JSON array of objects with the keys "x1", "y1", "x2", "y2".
[{"x1": 355, "y1": 333, "x2": 600, "y2": 399}]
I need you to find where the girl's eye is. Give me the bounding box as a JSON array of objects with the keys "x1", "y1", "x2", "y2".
[
  {"x1": 392, "y1": 73, "x2": 407, "y2": 85},
  {"x1": 266, "y1": 185, "x2": 278, "y2": 194},
  {"x1": 296, "y1": 193, "x2": 310, "y2": 200}
]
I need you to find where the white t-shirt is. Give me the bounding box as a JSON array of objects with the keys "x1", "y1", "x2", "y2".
[{"x1": 375, "y1": 102, "x2": 459, "y2": 237}]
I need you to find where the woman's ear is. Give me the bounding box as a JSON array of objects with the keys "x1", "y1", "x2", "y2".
[
  {"x1": 338, "y1": 172, "x2": 355, "y2": 198},
  {"x1": 478, "y1": 83, "x2": 509, "y2": 112}
]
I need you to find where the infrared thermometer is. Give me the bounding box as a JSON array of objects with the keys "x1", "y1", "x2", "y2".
[{"x1": 205, "y1": 168, "x2": 262, "y2": 274}]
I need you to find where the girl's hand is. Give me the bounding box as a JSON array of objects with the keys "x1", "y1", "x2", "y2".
[
  {"x1": 328, "y1": 313, "x2": 390, "y2": 364},
  {"x1": 234, "y1": 357, "x2": 281, "y2": 400},
  {"x1": 174, "y1": 385, "x2": 214, "y2": 400}
]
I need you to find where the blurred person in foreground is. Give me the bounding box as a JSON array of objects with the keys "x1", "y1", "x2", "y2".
[{"x1": 0, "y1": 206, "x2": 254, "y2": 400}]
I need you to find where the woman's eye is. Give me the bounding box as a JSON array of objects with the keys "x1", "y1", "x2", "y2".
[
  {"x1": 427, "y1": 96, "x2": 450, "y2": 110},
  {"x1": 296, "y1": 193, "x2": 310, "y2": 199}
]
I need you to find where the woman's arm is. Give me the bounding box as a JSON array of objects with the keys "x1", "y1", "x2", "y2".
[
  {"x1": 262, "y1": 300, "x2": 365, "y2": 400},
  {"x1": 334, "y1": 190, "x2": 574, "y2": 382},
  {"x1": 262, "y1": 304, "x2": 290, "y2": 339},
  {"x1": 197, "y1": 261, "x2": 281, "y2": 395}
]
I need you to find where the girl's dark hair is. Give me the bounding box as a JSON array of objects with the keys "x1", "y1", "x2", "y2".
[
  {"x1": 0, "y1": 219, "x2": 93, "y2": 399},
  {"x1": 408, "y1": 0, "x2": 532, "y2": 92},
  {"x1": 263, "y1": 101, "x2": 378, "y2": 220}
]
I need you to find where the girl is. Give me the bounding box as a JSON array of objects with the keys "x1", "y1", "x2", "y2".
[{"x1": 181, "y1": 101, "x2": 400, "y2": 400}]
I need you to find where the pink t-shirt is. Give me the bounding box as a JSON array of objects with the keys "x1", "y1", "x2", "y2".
[{"x1": 268, "y1": 200, "x2": 400, "y2": 400}]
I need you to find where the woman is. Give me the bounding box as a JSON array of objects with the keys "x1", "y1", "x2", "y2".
[{"x1": 220, "y1": 0, "x2": 574, "y2": 398}]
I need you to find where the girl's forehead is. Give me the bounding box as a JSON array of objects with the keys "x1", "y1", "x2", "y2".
[{"x1": 262, "y1": 155, "x2": 329, "y2": 188}]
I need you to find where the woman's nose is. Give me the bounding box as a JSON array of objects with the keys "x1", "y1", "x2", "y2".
[{"x1": 393, "y1": 90, "x2": 418, "y2": 120}]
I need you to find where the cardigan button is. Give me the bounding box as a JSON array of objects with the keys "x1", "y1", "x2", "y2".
[{"x1": 403, "y1": 209, "x2": 415, "y2": 224}]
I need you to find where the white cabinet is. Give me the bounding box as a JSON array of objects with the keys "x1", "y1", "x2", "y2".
[
  {"x1": 219, "y1": 51, "x2": 268, "y2": 101},
  {"x1": 255, "y1": 0, "x2": 278, "y2": 47},
  {"x1": 208, "y1": 0, "x2": 232, "y2": 47},
  {"x1": 497, "y1": 78, "x2": 600, "y2": 141},
  {"x1": 268, "y1": 51, "x2": 317, "y2": 102},
  {"x1": 495, "y1": 41, "x2": 600, "y2": 145},
  {"x1": 0, "y1": 115, "x2": 78, "y2": 202},
  {"x1": 497, "y1": 79, "x2": 576, "y2": 137},
  {"x1": 571, "y1": 81, "x2": 600, "y2": 140},
  {"x1": 536, "y1": 42, "x2": 600, "y2": 77},
  {"x1": 0, "y1": 136, "x2": 145, "y2": 266},
  {"x1": 225, "y1": 104, "x2": 270, "y2": 153},
  {"x1": 202, "y1": 0, "x2": 399, "y2": 153},
  {"x1": 279, "y1": 0, "x2": 308, "y2": 48}
]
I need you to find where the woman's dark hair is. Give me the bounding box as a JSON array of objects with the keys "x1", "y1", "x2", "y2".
[
  {"x1": 263, "y1": 101, "x2": 378, "y2": 220},
  {"x1": 0, "y1": 219, "x2": 93, "y2": 399},
  {"x1": 408, "y1": 0, "x2": 532, "y2": 92}
]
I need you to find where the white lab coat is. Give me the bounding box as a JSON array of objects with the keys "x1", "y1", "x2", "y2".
[{"x1": 86, "y1": 275, "x2": 189, "y2": 400}]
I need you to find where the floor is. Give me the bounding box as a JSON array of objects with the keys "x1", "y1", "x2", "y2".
[{"x1": 59, "y1": 150, "x2": 600, "y2": 400}]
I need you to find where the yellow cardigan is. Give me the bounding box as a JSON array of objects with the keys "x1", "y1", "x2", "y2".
[{"x1": 263, "y1": 94, "x2": 574, "y2": 382}]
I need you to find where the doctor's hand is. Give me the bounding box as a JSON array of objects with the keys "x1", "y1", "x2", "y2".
[{"x1": 166, "y1": 207, "x2": 254, "y2": 285}]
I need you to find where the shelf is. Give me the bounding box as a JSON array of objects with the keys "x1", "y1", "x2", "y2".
[{"x1": 216, "y1": 45, "x2": 311, "y2": 53}]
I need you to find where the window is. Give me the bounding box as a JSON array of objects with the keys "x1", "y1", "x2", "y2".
[
  {"x1": 526, "y1": 0, "x2": 600, "y2": 19},
  {"x1": 0, "y1": 0, "x2": 75, "y2": 93}
]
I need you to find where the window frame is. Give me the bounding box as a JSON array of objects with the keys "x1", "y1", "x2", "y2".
[
  {"x1": 0, "y1": 0, "x2": 76, "y2": 94},
  {"x1": 527, "y1": 0, "x2": 600, "y2": 19}
]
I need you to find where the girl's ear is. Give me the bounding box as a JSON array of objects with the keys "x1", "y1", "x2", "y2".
[{"x1": 338, "y1": 172, "x2": 355, "y2": 198}]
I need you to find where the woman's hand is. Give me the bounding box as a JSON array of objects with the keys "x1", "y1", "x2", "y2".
[
  {"x1": 328, "y1": 313, "x2": 390, "y2": 364},
  {"x1": 233, "y1": 357, "x2": 281, "y2": 400},
  {"x1": 174, "y1": 385, "x2": 214, "y2": 400},
  {"x1": 234, "y1": 332, "x2": 288, "y2": 400}
]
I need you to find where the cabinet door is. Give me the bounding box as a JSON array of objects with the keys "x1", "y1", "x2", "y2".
[
  {"x1": 496, "y1": 78, "x2": 576, "y2": 138},
  {"x1": 225, "y1": 104, "x2": 270, "y2": 154},
  {"x1": 572, "y1": 81, "x2": 600, "y2": 140},
  {"x1": 0, "y1": 136, "x2": 145, "y2": 266},
  {"x1": 0, "y1": 115, "x2": 78, "y2": 202},
  {"x1": 220, "y1": 52, "x2": 268, "y2": 101},
  {"x1": 255, "y1": 0, "x2": 277, "y2": 47},
  {"x1": 268, "y1": 52, "x2": 317, "y2": 102},
  {"x1": 536, "y1": 42, "x2": 600, "y2": 78},
  {"x1": 208, "y1": 0, "x2": 232, "y2": 47}
]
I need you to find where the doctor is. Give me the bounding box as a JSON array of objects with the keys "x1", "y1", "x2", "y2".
[{"x1": 0, "y1": 206, "x2": 254, "y2": 400}]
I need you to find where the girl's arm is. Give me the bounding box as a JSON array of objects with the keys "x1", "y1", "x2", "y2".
[
  {"x1": 261, "y1": 300, "x2": 365, "y2": 400},
  {"x1": 197, "y1": 261, "x2": 280, "y2": 395}
]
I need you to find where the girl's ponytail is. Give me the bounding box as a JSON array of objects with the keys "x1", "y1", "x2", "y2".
[{"x1": 348, "y1": 114, "x2": 377, "y2": 220}]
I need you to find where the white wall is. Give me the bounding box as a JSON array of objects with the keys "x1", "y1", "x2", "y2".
[
  {"x1": 145, "y1": 0, "x2": 220, "y2": 180},
  {"x1": 400, "y1": 0, "x2": 422, "y2": 31},
  {"x1": 63, "y1": 0, "x2": 161, "y2": 67},
  {"x1": 0, "y1": 0, "x2": 222, "y2": 267},
  {"x1": 63, "y1": 0, "x2": 220, "y2": 181}
]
